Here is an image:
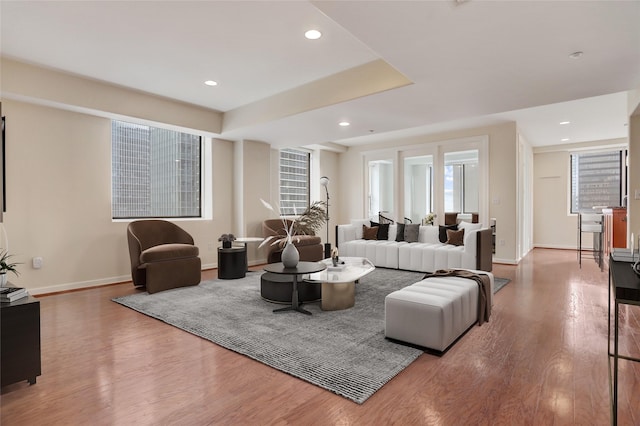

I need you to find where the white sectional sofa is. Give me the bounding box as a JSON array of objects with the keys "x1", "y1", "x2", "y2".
[{"x1": 336, "y1": 219, "x2": 493, "y2": 272}]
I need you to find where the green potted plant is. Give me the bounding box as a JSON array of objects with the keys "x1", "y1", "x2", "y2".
[{"x1": 0, "y1": 249, "x2": 20, "y2": 286}]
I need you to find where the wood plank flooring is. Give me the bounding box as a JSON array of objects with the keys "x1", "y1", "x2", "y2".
[{"x1": 1, "y1": 248, "x2": 638, "y2": 425}]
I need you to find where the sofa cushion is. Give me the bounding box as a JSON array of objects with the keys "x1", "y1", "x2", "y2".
[
  {"x1": 363, "y1": 225, "x2": 379, "y2": 240},
  {"x1": 292, "y1": 235, "x2": 322, "y2": 247},
  {"x1": 395, "y1": 223, "x2": 406, "y2": 242},
  {"x1": 419, "y1": 225, "x2": 440, "y2": 244},
  {"x1": 459, "y1": 221, "x2": 482, "y2": 232},
  {"x1": 404, "y1": 224, "x2": 420, "y2": 243},
  {"x1": 388, "y1": 224, "x2": 398, "y2": 241},
  {"x1": 140, "y1": 243, "x2": 199, "y2": 263},
  {"x1": 439, "y1": 224, "x2": 458, "y2": 243},
  {"x1": 446, "y1": 229, "x2": 465, "y2": 246},
  {"x1": 351, "y1": 219, "x2": 371, "y2": 239}
]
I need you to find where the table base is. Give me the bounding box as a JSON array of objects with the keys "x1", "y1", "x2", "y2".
[
  {"x1": 273, "y1": 305, "x2": 312, "y2": 315},
  {"x1": 321, "y1": 281, "x2": 355, "y2": 311}
]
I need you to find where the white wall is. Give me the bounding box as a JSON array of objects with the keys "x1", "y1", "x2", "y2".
[{"x1": 517, "y1": 133, "x2": 534, "y2": 258}]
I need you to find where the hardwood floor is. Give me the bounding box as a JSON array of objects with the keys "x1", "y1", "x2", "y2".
[{"x1": 1, "y1": 248, "x2": 638, "y2": 425}]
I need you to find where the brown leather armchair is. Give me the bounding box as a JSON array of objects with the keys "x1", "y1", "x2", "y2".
[
  {"x1": 262, "y1": 219, "x2": 323, "y2": 263},
  {"x1": 127, "y1": 220, "x2": 201, "y2": 294}
]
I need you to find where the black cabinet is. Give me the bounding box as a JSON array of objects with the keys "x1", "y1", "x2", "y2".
[{"x1": 1, "y1": 294, "x2": 41, "y2": 387}]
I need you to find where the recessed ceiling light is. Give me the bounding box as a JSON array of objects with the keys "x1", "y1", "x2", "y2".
[
  {"x1": 338, "y1": 121, "x2": 350, "y2": 127},
  {"x1": 305, "y1": 29, "x2": 322, "y2": 40},
  {"x1": 204, "y1": 80, "x2": 218, "y2": 86},
  {"x1": 561, "y1": 138, "x2": 570, "y2": 142},
  {"x1": 559, "y1": 121, "x2": 570, "y2": 125},
  {"x1": 569, "y1": 51, "x2": 583, "y2": 59}
]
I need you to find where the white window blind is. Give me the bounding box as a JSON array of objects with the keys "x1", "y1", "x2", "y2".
[
  {"x1": 112, "y1": 120, "x2": 201, "y2": 219},
  {"x1": 279, "y1": 148, "x2": 309, "y2": 215},
  {"x1": 571, "y1": 150, "x2": 623, "y2": 213}
]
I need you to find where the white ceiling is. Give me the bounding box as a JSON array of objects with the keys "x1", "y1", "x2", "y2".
[{"x1": 1, "y1": 1, "x2": 639, "y2": 148}]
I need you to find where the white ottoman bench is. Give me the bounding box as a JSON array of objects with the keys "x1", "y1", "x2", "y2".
[{"x1": 385, "y1": 271, "x2": 493, "y2": 352}]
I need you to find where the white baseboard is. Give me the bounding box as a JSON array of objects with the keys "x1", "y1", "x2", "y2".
[
  {"x1": 534, "y1": 244, "x2": 580, "y2": 251},
  {"x1": 31, "y1": 258, "x2": 269, "y2": 296},
  {"x1": 492, "y1": 257, "x2": 519, "y2": 265},
  {"x1": 29, "y1": 274, "x2": 131, "y2": 296}
]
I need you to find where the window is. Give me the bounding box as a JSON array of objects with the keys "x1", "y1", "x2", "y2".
[
  {"x1": 279, "y1": 148, "x2": 310, "y2": 215},
  {"x1": 444, "y1": 150, "x2": 479, "y2": 214},
  {"x1": 112, "y1": 120, "x2": 201, "y2": 219},
  {"x1": 368, "y1": 159, "x2": 394, "y2": 219},
  {"x1": 404, "y1": 155, "x2": 433, "y2": 224},
  {"x1": 571, "y1": 150, "x2": 625, "y2": 214}
]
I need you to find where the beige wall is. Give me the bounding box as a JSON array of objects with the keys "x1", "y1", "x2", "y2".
[
  {"x1": 317, "y1": 149, "x2": 340, "y2": 249},
  {"x1": 337, "y1": 122, "x2": 519, "y2": 263},
  {"x1": 626, "y1": 90, "x2": 640, "y2": 242},
  {"x1": 533, "y1": 151, "x2": 576, "y2": 249},
  {"x1": 2, "y1": 99, "x2": 234, "y2": 294},
  {"x1": 2, "y1": 58, "x2": 223, "y2": 135},
  {"x1": 239, "y1": 140, "x2": 273, "y2": 264}
]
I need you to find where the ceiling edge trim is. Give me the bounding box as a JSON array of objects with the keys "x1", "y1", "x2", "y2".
[{"x1": 222, "y1": 59, "x2": 412, "y2": 133}]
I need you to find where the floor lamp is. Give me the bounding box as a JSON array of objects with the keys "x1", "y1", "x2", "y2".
[{"x1": 320, "y1": 176, "x2": 331, "y2": 258}]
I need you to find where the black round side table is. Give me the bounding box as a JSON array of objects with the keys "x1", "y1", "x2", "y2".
[{"x1": 218, "y1": 246, "x2": 247, "y2": 279}]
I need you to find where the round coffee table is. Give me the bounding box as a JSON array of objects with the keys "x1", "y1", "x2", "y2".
[
  {"x1": 306, "y1": 257, "x2": 375, "y2": 311},
  {"x1": 263, "y1": 261, "x2": 326, "y2": 315}
]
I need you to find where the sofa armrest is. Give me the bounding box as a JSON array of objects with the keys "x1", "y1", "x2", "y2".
[{"x1": 475, "y1": 228, "x2": 493, "y2": 272}]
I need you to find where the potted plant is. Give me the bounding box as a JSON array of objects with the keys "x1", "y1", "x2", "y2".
[
  {"x1": 218, "y1": 233, "x2": 236, "y2": 249},
  {"x1": 294, "y1": 201, "x2": 329, "y2": 235},
  {"x1": 0, "y1": 249, "x2": 20, "y2": 286},
  {"x1": 258, "y1": 199, "x2": 303, "y2": 268},
  {"x1": 423, "y1": 213, "x2": 437, "y2": 226}
]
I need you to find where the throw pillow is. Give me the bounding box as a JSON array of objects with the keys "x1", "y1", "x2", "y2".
[
  {"x1": 370, "y1": 221, "x2": 390, "y2": 240},
  {"x1": 395, "y1": 223, "x2": 406, "y2": 242},
  {"x1": 387, "y1": 224, "x2": 397, "y2": 241},
  {"x1": 378, "y1": 213, "x2": 394, "y2": 224},
  {"x1": 363, "y1": 225, "x2": 379, "y2": 240},
  {"x1": 404, "y1": 224, "x2": 420, "y2": 243},
  {"x1": 439, "y1": 224, "x2": 458, "y2": 243},
  {"x1": 446, "y1": 228, "x2": 465, "y2": 246}
]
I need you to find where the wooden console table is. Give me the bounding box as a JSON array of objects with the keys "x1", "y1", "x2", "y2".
[
  {"x1": 607, "y1": 257, "x2": 640, "y2": 425},
  {"x1": 1, "y1": 293, "x2": 41, "y2": 387}
]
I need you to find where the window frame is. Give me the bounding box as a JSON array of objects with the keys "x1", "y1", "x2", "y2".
[
  {"x1": 111, "y1": 119, "x2": 204, "y2": 220},
  {"x1": 569, "y1": 149, "x2": 626, "y2": 214},
  {"x1": 278, "y1": 148, "x2": 311, "y2": 216}
]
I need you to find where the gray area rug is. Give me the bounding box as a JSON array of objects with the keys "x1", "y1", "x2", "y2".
[
  {"x1": 493, "y1": 277, "x2": 510, "y2": 293},
  {"x1": 113, "y1": 268, "x2": 427, "y2": 404}
]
